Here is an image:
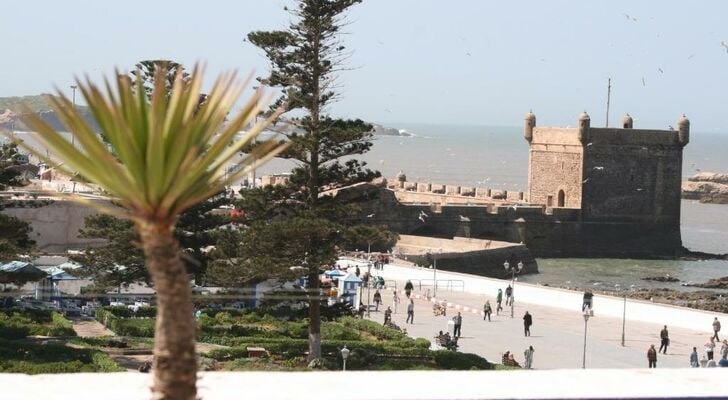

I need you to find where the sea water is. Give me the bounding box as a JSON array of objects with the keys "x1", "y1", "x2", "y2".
[{"x1": 259, "y1": 123, "x2": 728, "y2": 289}]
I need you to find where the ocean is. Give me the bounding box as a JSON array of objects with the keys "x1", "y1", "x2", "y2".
[{"x1": 259, "y1": 123, "x2": 728, "y2": 291}]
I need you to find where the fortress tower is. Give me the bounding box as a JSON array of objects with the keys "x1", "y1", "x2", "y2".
[{"x1": 524, "y1": 111, "x2": 689, "y2": 255}]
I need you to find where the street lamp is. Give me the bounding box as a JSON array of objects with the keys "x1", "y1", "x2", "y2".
[
  {"x1": 429, "y1": 248, "x2": 442, "y2": 298},
  {"x1": 341, "y1": 345, "x2": 350, "y2": 371},
  {"x1": 582, "y1": 309, "x2": 592, "y2": 369},
  {"x1": 504, "y1": 260, "x2": 523, "y2": 318}
]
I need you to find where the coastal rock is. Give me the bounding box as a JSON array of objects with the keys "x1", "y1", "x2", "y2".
[
  {"x1": 681, "y1": 172, "x2": 728, "y2": 204},
  {"x1": 370, "y1": 123, "x2": 412, "y2": 137},
  {"x1": 684, "y1": 276, "x2": 728, "y2": 289},
  {"x1": 625, "y1": 288, "x2": 728, "y2": 313},
  {"x1": 641, "y1": 275, "x2": 680, "y2": 282}
]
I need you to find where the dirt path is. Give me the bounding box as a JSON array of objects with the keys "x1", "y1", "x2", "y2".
[{"x1": 69, "y1": 316, "x2": 115, "y2": 337}]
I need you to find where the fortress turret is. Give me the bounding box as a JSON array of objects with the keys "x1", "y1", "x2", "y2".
[
  {"x1": 396, "y1": 170, "x2": 407, "y2": 189},
  {"x1": 524, "y1": 110, "x2": 536, "y2": 142},
  {"x1": 578, "y1": 111, "x2": 590, "y2": 144},
  {"x1": 622, "y1": 113, "x2": 633, "y2": 129},
  {"x1": 677, "y1": 114, "x2": 690, "y2": 146}
]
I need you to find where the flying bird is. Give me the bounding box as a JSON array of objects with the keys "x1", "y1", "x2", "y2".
[
  {"x1": 419, "y1": 210, "x2": 429, "y2": 219},
  {"x1": 658, "y1": 67, "x2": 664, "y2": 74},
  {"x1": 623, "y1": 13, "x2": 637, "y2": 21},
  {"x1": 583, "y1": 178, "x2": 590, "y2": 183},
  {"x1": 721, "y1": 41, "x2": 728, "y2": 53},
  {"x1": 586, "y1": 142, "x2": 593, "y2": 147},
  {"x1": 593, "y1": 166, "x2": 604, "y2": 171},
  {"x1": 366, "y1": 213, "x2": 375, "y2": 218},
  {"x1": 459, "y1": 215, "x2": 471, "y2": 222},
  {"x1": 642, "y1": 77, "x2": 646, "y2": 86}
]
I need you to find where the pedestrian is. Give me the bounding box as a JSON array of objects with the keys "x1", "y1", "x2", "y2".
[
  {"x1": 404, "y1": 280, "x2": 414, "y2": 298},
  {"x1": 496, "y1": 289, "x2": 503, "y2": 315},
  {"x1": 373, "y1": 289, "x2": 382, "y2": 311},
  {"x1": 524, "y1": 345, "x2": 534, "y2": 369},
  {"x1": 690, "y1": 347, "x2": 699, "y2": 368},
  {"x1": 705, "y1": 337, "x2": 715, "y2": 361},
  {"x1": 712, "y1": 317, "x2": 721, "y2": 341},
  {"x1": 721, "y1": 339, "x2": 728, "y2": 360},
  {"x1": 647, "y1": 344, "x2": 657, "y2": 368},
  {"x1": 483, "y1": 300, "x2": 492, "y2": 321},
  {"x1": 406, "y1": 299, "x2": 414, "y2": 324},
  {"x1": 383, "y1": 306, "x2": 392, "y2": 325},
  {"x1": 523, "y1": 311, "x2": 533, "y2": 337},
  {"x1": 393, "y1": 291, "x2": 400, "y2": 314},
  {"x1": 355, "y1": 266, "x2": 360, "y2": 278},
  {"x1": 453, "y1": 312, "x2": 463, "y2": 338},
  {"x1": 582, "y1": 290, "x2": 593, "y2": 311},
  {"x1": 659, "y1": 325, "x2": 669, "y2": 354},
  {"x1": 505, "y1": 285, "x2": 513, "y2": 306}
]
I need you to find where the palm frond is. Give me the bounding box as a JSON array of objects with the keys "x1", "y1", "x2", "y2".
[{"x1": 1, "y1": 63, "x2": 288, "y2": 222}]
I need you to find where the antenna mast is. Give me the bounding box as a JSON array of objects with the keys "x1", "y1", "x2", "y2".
[{"x1": 605, "y1": 78, "x2": 612, "y2": 127}]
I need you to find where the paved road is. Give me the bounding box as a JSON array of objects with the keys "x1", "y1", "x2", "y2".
[{"x1": 361, "y1": 266, "x2": 717, "y2": 369}]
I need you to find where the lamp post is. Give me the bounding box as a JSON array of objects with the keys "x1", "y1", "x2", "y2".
[
  {"x1": 366, "y1": 261, "x2": 372, "y2": 317},
  {"x1": 341, "y1": 345, "x2": 350, "y2": 371},
  {"x1": 582, "y1": 310, "x2": 591, "y2": 369},
  {"x1": 621, "y1": 294, "x2": 626, "y2": 346},
  {"x1": 504, "y1": 260, "x2": 523, "y2": 318},
  {"x1": 429, "y1": 248, "x2": 442, "y2": 298}
]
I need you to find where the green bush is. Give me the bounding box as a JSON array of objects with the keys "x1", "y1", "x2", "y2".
[
  {"x1": 104, "y1": 306, "x2": 133, "y2": 318},
  {"x1": 95, "y1": 309, "x2": 154, "y2": 337},
  {"x1": 134, "y1": 307, "x2": 157, "y2": 318},
  {"x1": 432, "y1": 351, "x2": 493, "y2": 370},
  {"x1": 0, "y1": 339, "x2": 124, "y2": 373},
  {"x1": 0, "y1": 311, "x2": 75, "y2": 338},
  {"x1": 339, "y1": 317, "x2": 408, "y2": 341}
]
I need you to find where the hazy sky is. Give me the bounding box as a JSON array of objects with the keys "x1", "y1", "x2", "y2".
[{"x1": 3, "y1": 1, "x2": 728, "y2": 131}]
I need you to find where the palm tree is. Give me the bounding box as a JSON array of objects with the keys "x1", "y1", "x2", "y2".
[{"x1": 3, "y1": 65, "x2": 286, "y2": 400}]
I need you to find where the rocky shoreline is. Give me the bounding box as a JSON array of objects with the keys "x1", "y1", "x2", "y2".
[{"x1": 682, "y1": 172, "x2": 728, "y2": 204}]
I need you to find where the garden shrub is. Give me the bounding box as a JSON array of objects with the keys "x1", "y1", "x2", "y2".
[
  {"x1": 0, "y1": 339, "x2": 123, "y2": 373},
  {"x1": 432, "y1": 351, "x2": 493, "y2": 370}
]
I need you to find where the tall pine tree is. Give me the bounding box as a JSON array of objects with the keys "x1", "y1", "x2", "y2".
[{"x1": 246, "y1": 0, "x2": 390, "y2": 360}]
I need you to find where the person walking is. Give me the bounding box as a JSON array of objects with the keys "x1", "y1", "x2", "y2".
[
  {"x1": 582, "y1": 290, "x2": 593, "y2": 311},
  {"x1": 523, "y1": 311, "x2": 533, "y2": 337},
  {"x1": 355, "y1": 266, "x2": 360, "y2": 278},
  {"x1": 373, "y1": 289, "x2": 382, "y2": 312},
  {"x1": 453, "y1": 312, "x2": 463, "y2": 338},
  {"x1": 690, "y1": 347, "x2": 699, "y2": 368},
  {"x1": 383, "y1": 306, "x2": 392, "y2": 325},
  {"x1": 505, "y1": 285, "x2": 513, "y2": 306},
  {"x1": 712, "y1": 317, "x2": 721, "y2": 341},
  {"x1": 647, "y1": 344, "x2": 657, "y2": 368},
  {"x1": 659, "y1": 325, "x2": 669, "y2": 354},
  {"x1": 721, "y1": 339, "x2": 728, "y2": 360},
  {"x1": 483, "y1": 300, "x2": 492, "y2": 321},
  {"x1": 392, "y1": 291, "x2": 400, "y2": 314},
  {"x1": 406, "y1": 299, "x2": 414, "y2": 324},
  {"x1": 524, "y1": 346, "x2": 535, "y2": 369},
  {"x1": 705, "y1": 337, "x2": 715, "y2": 361},
  {"x1": 496, "y1": 289, "x2": 503, "y2": 315},
  {"x1": 404, "y1": 280, "x2": 414, "y2": 299}
]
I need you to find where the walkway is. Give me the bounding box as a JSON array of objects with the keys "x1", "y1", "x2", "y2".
[
  {"x1": 69, "y1": 316, "x2": 114, "y2": 337},
  {"x1": 355, "y1": 260, "x2": 727, "y2": 369}
]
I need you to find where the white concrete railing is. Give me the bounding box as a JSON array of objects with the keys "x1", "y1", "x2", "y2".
[
  {"x1": 355, "y1": 261, "x2": 726, "y2": 331},
  {"x1": 1, "y1": 369, "x2": 726, "y2": 400}
]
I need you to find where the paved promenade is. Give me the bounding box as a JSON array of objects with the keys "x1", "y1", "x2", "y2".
[{"x1": 345, "y1": 259, "x2": 728, "y2": 369}]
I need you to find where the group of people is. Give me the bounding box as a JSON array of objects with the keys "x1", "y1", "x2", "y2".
[
  {"x1": 502, "y1": 347, "x2": 535, "y2": 369},
  {"x1": 647, "y1": 317, "x2": 728, "y2": 368}
]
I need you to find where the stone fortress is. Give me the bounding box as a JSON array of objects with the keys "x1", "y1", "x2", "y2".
[{"x1": 351, "y1": 111, "x2": 691, "y2": 271}]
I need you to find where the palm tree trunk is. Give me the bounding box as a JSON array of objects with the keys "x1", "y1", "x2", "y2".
[{"x1": 138, "y1": 222, "x2": 197, "y2": 400}]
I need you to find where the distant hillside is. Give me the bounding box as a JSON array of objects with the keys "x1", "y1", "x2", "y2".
[{"x1": 0, "y1": 95, "x2": 98, "y2": 132}]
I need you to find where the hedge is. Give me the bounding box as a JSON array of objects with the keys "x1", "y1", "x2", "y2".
[
  {"x1": 0, "y1": 310, "x2": 75, "y2": 339},
  {"x1": 205, "y1": 340, "x2": 492, "y2": 370},
  {"x1": 95, "y1": 308, "x2": 154, "y2": 337},
  {"x1": 0, "y1": 339, "x2": 124, "y2": 373}
]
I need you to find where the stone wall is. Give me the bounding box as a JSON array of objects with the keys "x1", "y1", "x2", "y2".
[
  {"x1": 2, "y1": 200, "x2": 107, "y2": 253},
  {"x1": 395, "y1": 235, "x2": 537, "y2": 278}
]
